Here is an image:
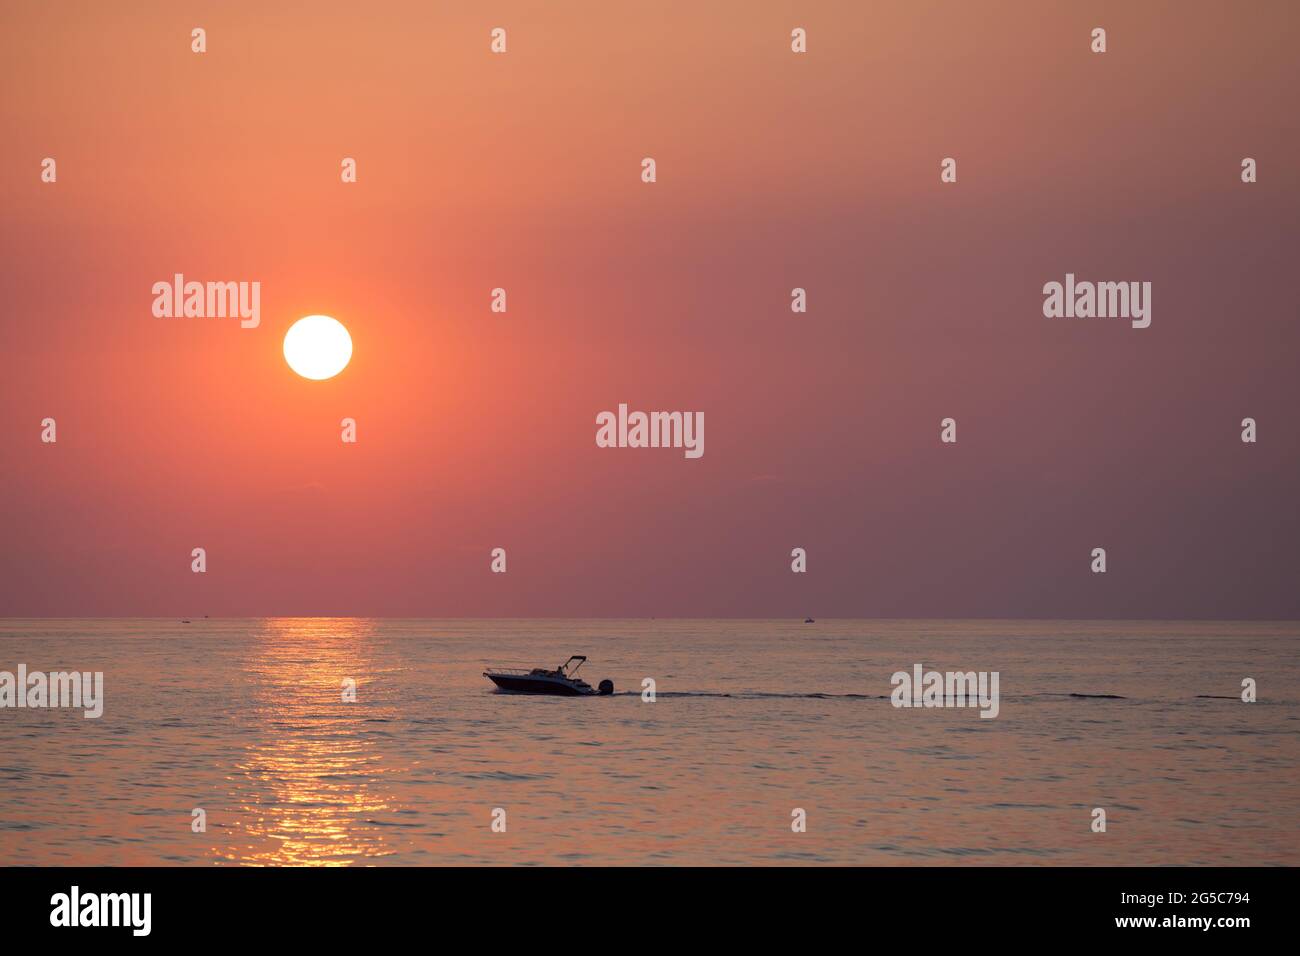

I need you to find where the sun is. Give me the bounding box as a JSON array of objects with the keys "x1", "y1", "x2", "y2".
[{"x1": 283, "y1": 315, "x2": 352, "y2": 380}]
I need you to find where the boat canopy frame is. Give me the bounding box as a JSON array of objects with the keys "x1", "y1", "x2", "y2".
[{"x1": 484, "y1": 655, "x2": 589, "y2": 679}]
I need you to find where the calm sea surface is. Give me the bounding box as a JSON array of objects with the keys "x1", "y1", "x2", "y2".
[{"x1": 0, "y1": 619, "x2": 1295, "y2": 866}]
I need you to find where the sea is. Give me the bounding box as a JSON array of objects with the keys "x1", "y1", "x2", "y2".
[{"x1": 0, "y1": 618, "x2": 1295, "y2": 866}]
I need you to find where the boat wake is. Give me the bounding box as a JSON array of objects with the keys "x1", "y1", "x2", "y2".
[
  {"x1": 593, "y1": 689, "x2": 1244, "y2": 703},
  {"x1": 613, "y1": 690, "x2": 885, "y2": 700}
]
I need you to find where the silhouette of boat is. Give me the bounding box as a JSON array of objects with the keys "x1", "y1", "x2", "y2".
[
  {"x1": 804, "y1": 617, "x2": 815, "y2": 623},
  {"x1": 484, "y1": 656, "x2": 613, "y2": 696}
]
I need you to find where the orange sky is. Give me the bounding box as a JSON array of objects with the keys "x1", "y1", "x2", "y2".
[{"x1": 2, "y1": 1, "x2": 1298, "y2": 616}]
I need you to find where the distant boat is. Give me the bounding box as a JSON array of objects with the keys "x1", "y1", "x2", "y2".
[
  {"x1": 181, "y1": 619, "x2": 191, "y2": 624},
  {"x1": 484, "y1": 656, "x2": 613, "y2": 696},
  {"x1": 804, "y1": 617, "x2": 815, "y2": 623}
]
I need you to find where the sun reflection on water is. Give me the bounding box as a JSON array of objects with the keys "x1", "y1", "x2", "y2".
[{"x1": 219, "y1": 618, "x2": 404, "y2": 866}]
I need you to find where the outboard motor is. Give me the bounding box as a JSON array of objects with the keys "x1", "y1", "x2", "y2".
[{"x1": 598, "y1": 679, "x2": 614, "y2": 696}]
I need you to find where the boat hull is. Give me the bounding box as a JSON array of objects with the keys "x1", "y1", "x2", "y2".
[{"x1": 485, "y1": 673, "x2": 593, "y2": 696}]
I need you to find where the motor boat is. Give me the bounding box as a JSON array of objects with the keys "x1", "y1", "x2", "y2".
[{"x1": 483, "y1": 655, "x2": 613, "y2": 696}]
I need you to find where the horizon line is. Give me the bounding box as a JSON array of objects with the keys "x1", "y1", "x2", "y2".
[{"x1": 2, "y1": 615, "x2": 1298, "y2": 624}]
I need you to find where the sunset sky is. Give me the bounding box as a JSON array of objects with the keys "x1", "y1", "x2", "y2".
[{"x1": 2, "y1": 1, "x2": 1297, "y2": 618}]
